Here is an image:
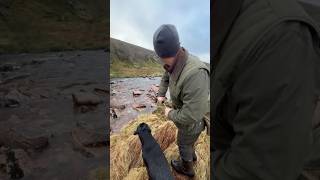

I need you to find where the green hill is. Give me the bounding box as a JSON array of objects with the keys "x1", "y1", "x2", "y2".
[
  {"x1": 0, "y1": 0, "x2": 107, "y2": 53},
  {"x1": 110, "y1": 38, "x2": 164, "y2": 78}
]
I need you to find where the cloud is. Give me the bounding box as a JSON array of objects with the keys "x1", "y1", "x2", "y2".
[{"x1": 110, "y1": 0, "x2": 210, "y2": 63}]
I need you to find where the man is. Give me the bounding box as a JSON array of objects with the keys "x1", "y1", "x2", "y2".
[
  {"x1": 153, "y1": 24, "x2": 210, "y2": 177},
  {"x1": 212, "y1": 0, "x2": 320, "y2": 180}
]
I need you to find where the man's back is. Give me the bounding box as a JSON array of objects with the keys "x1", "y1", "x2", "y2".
[
  {"x1": 299, "y1": 0, "x2": 320, "y2": 25},
  {"x1": 212, "y1": 0, "x2": 320, "y2": 179}
]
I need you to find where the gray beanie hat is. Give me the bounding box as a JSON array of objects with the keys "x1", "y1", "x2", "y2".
[{"x1": 153, "y1": 24, "x2": 180, "y2": 58}]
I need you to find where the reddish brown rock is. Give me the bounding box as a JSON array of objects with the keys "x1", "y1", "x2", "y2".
[
  {"x1": 132, "y1": 103, "x2": 146, "y2": 111},
  {"x1": 132, "y1": 90, "x2": 143, "y2": 97},
  {"x1": 72, "y1": 92, "x2": 102, "y2": 106}
]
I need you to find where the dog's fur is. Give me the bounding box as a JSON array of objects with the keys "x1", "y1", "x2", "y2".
[{"x1": 134, "y1": 123, "x2": 174, "y2": 180}]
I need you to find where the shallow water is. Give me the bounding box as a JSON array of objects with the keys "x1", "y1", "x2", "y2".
[
  {"x1": 110, "y1": 77, "x2": 167, "y2": 133},
  {"x1": 0, "y1": 50, "x2": 107, "y2": 179}
]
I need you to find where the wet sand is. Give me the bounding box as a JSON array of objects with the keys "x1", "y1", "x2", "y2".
[{"x1": 0, "y1": 50, "x2": 108, "y2": 179}]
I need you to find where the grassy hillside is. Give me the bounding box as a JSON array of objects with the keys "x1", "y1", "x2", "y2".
[
  {"x1": 0, "y1": 0, "x2": 108, "y2": 53},
  {"x1": 110, "y1": 38, "x2": 164, "y2": 78}
]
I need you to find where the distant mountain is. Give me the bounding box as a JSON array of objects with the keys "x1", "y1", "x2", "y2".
[{"x1": 0, "y1": 0, "x2": 107, "y2": 53}]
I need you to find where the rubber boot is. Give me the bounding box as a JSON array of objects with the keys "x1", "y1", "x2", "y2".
[
  {"x1": 171, "y1": 159, "x2": 195, "y2": 177},
  {"x1": 193, "y1": 151, "x2": 197, "y2": 162}
]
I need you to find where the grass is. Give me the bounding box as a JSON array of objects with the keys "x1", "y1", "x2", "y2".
[
  {"x1": 0, "y1": 0, "x2": 108, "y2": 53},
  {"x1": 110, "y1": 60, "x2": 164, "y2": 78},
  {"x1": 110, "y1": 106, "x2": 210, "y2": 180}
]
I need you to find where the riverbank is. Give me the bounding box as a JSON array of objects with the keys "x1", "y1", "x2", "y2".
[
  {"x1": 110, "y1": 60, "x2": 164, "y2": 78},
  {"x1": 0, "y1": 50, "x2": 107, "y2": 179},
  {"x1": 110, "y1": 77, "x2": 167, "y2": 133}
]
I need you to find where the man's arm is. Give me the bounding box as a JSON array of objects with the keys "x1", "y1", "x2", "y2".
[
  {"x1": 158, "y1": 71, "x2": 169, "y2": 97},
  {"x1": 214, "y1": 22, "x2": 317, "y2": 180},
  {"x1": 168, "y1": 69, "x2": 209, "y2": 125}
]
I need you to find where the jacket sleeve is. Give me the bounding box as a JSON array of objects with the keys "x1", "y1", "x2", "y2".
[
  {"x1": 168, "y1": 69, "x2": 209, "y2": 125},
  {"x1": 214, "y1": 22, "x2": 318, "y2": 180},
  {"x1": 158, "y1": 71, "x2": 169, "y2": 97}
]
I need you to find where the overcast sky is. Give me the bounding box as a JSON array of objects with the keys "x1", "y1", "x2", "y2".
[{"x1": 110, "y1": 0, "x2": 210, "y2": 63}]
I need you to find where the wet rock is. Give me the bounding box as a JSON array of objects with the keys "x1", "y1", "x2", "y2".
[
  {"x1": 6, "y1": 90, "x2": 23, "y2": 101},
  {"x1": 1, "y1": 74, "x2": 30, "y2": 85},
  {"x1": 0, "y1": 90, "x2": 24, "y2": 108},
  {"x1": 74, "y1": 127, "x2": 101, "y2": 156},
  {"x1": 59, "y1": 81, "x2": 97, "y2": 90},
  {"x1": 17, "y1": 88, "x2": 31, "y2": 97},
  {"x1": 0, "y1": 150, "x2": 6, "y2": 173},
  {"x1": 79, "y1": 105, "x2": 96, "y2": 113},
  {"x1": 132, "y1": 90, "x2": 142, "y2": 97},
  {"x1": 72, "y1": 92, "x2": 102, "y2": 106},
  {"x1": 93, "y1": 88, "x2": 109, "y2": 95},
  {"x1": 30, "y1": 60, "x2": 44, "y2": 65},
  {"x1": 26, "y1": 136, "x2": 49, "y2": 152},
  {"x1": 73, "y1": 146, "x2": 94, "y2": 158},
  {"x1": 10, "y1": 149, "x2": 30, "y2": 171},
  {"x1": 1, "y1": 98, "x2": 20, "y2": 108},
  {"x1": 0, "y1": 129, "x2": 49, "y2": 153},
  {"x1": 111, "y1": 90, "x2": 117, "y2": 96},
  {"x1": 146, "y1": 84, "x2": 160, "y2": 103},
  {"x1": 0, "y1": 147, "x2": 25, "y2": 179},
  {"x1": 132, "y1": 103, "x2": 146, "y2": 111},
  {"x1": 149, "y1": 84, "x2": 159, "y2": 93},
  {"x1": 110, "y1": 81, "x2": 115, "y2": 84},
  {"x1": 80, "y1": 106, "x2": 90, "y2": 113},
  {"x1": 21, "y1": 60, "x2": 44, "y2": 66},
  {"x1": 72, "y1": 127, "x2": 108, "y2": 147},
  {"x1": 111, "y1": 104, "x2": 126, "y2": 110},
  {"x1": 6, "y1": 149, "x2": 24, "y2": 179},
  {"x1": 110, "y1": 109, "x2": 117, "y2": 119},
  {"x1": 39, "y1": 94, "x2": 49, "y2": 99},
  {"x1": 0, "y1": 63, "x2": 20, "y2": 72},
  {"x1": 146, "y1": 93, "x2": 157, "y2": 103},
  {"x1": 37, "y1": 90, "x2": 50, "y2": 99}
]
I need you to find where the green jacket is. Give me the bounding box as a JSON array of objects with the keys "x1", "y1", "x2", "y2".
[
  {"x1": 212, "y1": 0, "x2": 320, "y2": 179},
  {"x1": 158, "y1": 50, "x2": 210, "y2": 135}
]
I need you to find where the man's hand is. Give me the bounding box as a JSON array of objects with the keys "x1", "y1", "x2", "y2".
[
  {"x1": 165, "y1": 107, "x2": 172, "y2": 118},
  {"x1": 157, "y1": 96, "x2": 166, "y2": 104}
]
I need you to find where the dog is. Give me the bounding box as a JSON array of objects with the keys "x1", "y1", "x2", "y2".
[{"x1": 134, "y1": 123, "x2": 174, "y2": 180}]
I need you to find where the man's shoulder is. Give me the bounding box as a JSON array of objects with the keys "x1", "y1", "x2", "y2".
[
  {"x1": 177, "y1": 56, "x2": 209, "y2": 85},
  {"x1": 186, "y1": 55, "x2": 209, "y2": 69},
  {"x1": 220, "y1": 0, "x2": 320, "y2": 61},
  {"x1": 238, "y1": 0, "x2": 320, "y2": 34},
  {"x1": 184, "y1": 56, "x2": 209, "y2": 76}
]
